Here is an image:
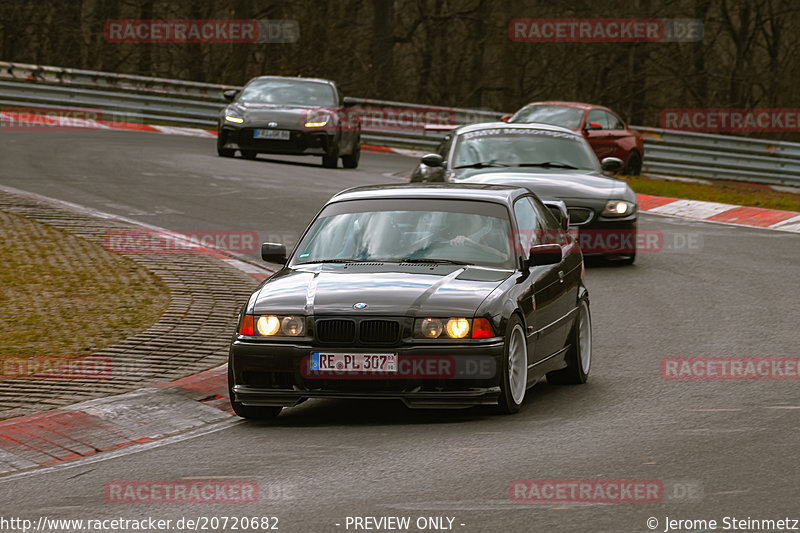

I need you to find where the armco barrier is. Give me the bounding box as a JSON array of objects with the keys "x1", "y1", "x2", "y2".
[{"x1": 2, "y1": 61, "x2": 800, "y2": 185}]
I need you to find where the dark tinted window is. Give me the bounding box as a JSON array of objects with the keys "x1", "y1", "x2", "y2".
[{"x1": 238, "y1": 79, "x2": 336, "y2": 106}]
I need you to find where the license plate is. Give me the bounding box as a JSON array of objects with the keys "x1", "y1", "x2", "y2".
[
  {"x1": 309, "y1": 353, "x2": 398, "y2": 373},
  {"x1": 253, "y1": 129, "x2": 290, "y2": 140}
]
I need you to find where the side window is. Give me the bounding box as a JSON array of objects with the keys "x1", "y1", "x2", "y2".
[
  {"x1": 586, "y1": 109, "x2": 608, "y2": 129},
  {"x1": 513, "y1": 197, "x2": 545, "y2": 251},
  {"x1": 605, "y1": 111, "x2": 624, "y2": 130},
  {"x1": 531, "y1": 196, "x2": 569, "y2": 246}
]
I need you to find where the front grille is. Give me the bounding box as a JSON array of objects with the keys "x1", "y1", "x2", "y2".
[
  {"x1": 360, "y1": 320, "x2": 400, "y2": 344},
  {"x1": 316, "y1": 319, "x2": 356, "y2": 343},
  {"x1": 567, "y1": 207, "x2": 594, "y2": 225}
]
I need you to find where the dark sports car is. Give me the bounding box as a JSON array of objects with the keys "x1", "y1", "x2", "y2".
[
  {"x1": 410, "y1": 123, "x2": 639, "y2": 263},
  {"x1": 217, "y1": 76, "x2": 361, "y2": 168},
  {"x1": 228, "y1": 184, "x2": 591, "y2": 419}
]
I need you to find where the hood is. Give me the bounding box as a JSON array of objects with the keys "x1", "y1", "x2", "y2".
[
  {"x1": 252, "y1": 264, "x2": 512, "y2": 317},
  {"x1": 453, "y1": 168, "x2": 628, "y2": 200}
]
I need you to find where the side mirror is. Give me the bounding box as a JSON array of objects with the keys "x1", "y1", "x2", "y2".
[
  {"x1": 500, "y1": 114, "x2": 511, "y2": 122},
  {"x1": 223, "y1": 89, "x2": 239, "y2": 102},
  {"x1": 261, "y1": 242, "x2": 287, "y2": 264},
  {"x1": 584, "y1": 121, "x2": 603, "y2": 131},
  {"x1": 529, "y1": 244, "x2": 563, "y2": 267},
  {"x1": 421, "y1": 153, "x2": 444, "y2": 167},
  {"x1": 601, "y1": 157, "x2": 624, "y2": 173}
]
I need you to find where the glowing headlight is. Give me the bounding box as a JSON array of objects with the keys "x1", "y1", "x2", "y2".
[
  {"x1": 225, "y1": 115, "x2": 244, "y2": 124},
  {"x1": 281, "y1": 316, "x2": 304, "y2": 336},
  {"x1": 445, "y1": 318, "x2": 470, "y2": 339},
  {"x1": 304, "y1": 120, "x2": 328, "y2": 128},
  {"x1": 256, "y1": 315, "x2": 280, "y2": 336},
  {"x1": 420, "y1": 318, "x2": 444, "y2": 338},
  {"x1": 603, "y1": 200, "x2": 632, "y2": 216}
]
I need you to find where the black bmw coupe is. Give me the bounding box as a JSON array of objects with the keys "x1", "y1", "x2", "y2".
[
  {"x1": 228, "y1": 184, "x2": 591, "y2": 419},
  {"x1": 217, "y1": 76, "x2": 361, "y2": 168}
]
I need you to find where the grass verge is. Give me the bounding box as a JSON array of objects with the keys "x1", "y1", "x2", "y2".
[{"x1": 0, "y1": 210, "x2": 170, "y2": 358}]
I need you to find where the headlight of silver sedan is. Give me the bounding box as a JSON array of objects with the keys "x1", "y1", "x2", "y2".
[{"x1": 602, "y1": 200, "x2": 634, "y2": 217}]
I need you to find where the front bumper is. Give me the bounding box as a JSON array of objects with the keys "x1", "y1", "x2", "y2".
[
  {"x1": 230, "y1": 339, "x2": 505, "y2": 408},
  {"x1": 570, "y1": 212, "x2": 638, "y2": 256},
  {"x1": 219, "y1": 125, "x2": 336, "y2": 155}
]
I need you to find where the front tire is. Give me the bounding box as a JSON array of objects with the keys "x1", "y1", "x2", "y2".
[
  {"x1": 228, "y1": 365, "x2": 282, "y2": 420},
  {"x1": 623, "y1": 150, "x2": 642, "y2": 175},
  {"x1": 240, "y1": 150, "x2": 258, "y2": 160},
  {"x1": 497, "y1": 316, "x2": 528, "y2": 414},
  {"x1": 322, "y1": 144, "x2": 340, "y2": 168},
  {"x1": 341, "y1": 141, "x2": 360, "y2": 169},
  {"x1": 547, "y1": 299, "x2": 591, "y2": 385},
  {"x1": 217, "y1": 130, "x2": 235, "y2": 157}
]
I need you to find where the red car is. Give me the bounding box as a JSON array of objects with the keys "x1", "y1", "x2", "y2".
[{"x1": 505, "y1": 102, "x2": 644, "y2": 175}]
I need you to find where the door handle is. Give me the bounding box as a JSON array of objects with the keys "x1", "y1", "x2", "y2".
[{"x1": 558, "y1": 270, "x2": 565, "y2": 282}]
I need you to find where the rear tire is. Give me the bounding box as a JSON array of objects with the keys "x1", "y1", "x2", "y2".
[
  {"x1": 228, "y1": 365, "x2": 282, "y2": 420},
  {"x1": 341, "y1": 141, "x2": 360, "y2": 169},
  {"x1": 547, "y1": 299, "x2": 591, "y2": 385},
  {"x1": 497, "y1": 316, "x2": 528, "y2": 414}
]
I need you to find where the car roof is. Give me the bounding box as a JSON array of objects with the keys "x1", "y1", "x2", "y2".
[
  {"x1": 453, "y1": 121, "x2": 580, "y2": 136},
  {"x1": 521, "y1": 101, "x2": 613, "y2": 112},
  {"x1": 248, "y1": 75, "x2": 336, "y2": 86},
  {"x1": 330, "y1": 183, "x2": 530, "y2": 205}
]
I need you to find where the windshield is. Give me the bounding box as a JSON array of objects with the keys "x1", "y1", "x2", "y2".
[
  {"x1": 452, "y1": 127, "x2": 599, "y2": 170},
  {"x1": 510, "y1": 105, "x2": 584, "y2": 129},
  {"x1": 237, "y1": 79, "x2": 337, "y2": 106},
  {"x1": 291, "y1": 199, "x2": 514, "y2": 268}
]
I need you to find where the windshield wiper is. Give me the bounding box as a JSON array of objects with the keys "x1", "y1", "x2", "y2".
[
  {"x1": 453, "y1": 162, "x2": 510, "y2": 169},
  {"x1": 516, "y1": 161, "x2": 579, "y2": 169},
  {"x1": 400, "y1": 258, "x2": 472, "y2": 265},
  {"x1": 299, "y1": 259, "x2": 383, "y2": 264}
]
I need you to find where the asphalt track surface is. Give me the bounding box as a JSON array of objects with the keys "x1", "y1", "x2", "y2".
[{"x1": 1, "y1": 129, "x2": 799, "y2": 533}]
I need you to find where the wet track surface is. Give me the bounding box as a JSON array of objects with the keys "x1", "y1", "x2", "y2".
[{"x1": 1, "y1": 129, "x2": 798, "y2": 532}]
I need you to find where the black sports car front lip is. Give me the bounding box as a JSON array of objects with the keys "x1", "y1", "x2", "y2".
[
  {"x1": 219, "y1": 124, "x2": 334, "y2": 155},
  {"x1": 230, "y1": 339, "x2": 505, "y2": 408},
  {"x1": 571, "y1": 213, "x2": 638, "y2": 255}
]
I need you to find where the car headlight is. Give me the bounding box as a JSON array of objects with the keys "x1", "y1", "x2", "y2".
[
  {"x1": 239, "y1": 314, "x2": 305, "y2": 337},
  {"x1": 304, "y1": 117, "x2": 329, "y2": 128},
  {"x1": 413, "y1": 318, "x2": 495, "y2": 339},
  {"x1": 225, "y1": 113, "x2": 244, "y2": 124},
  {"x1": 602, "y1": 200, "x2": 633, "y2": 216}
]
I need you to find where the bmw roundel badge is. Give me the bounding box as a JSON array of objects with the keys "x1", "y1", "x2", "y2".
[{"x1": 353, "y1": 302, "x2": 368, "y2": 310}]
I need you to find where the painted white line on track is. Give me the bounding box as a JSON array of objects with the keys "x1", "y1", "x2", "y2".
[
  {"x1": 768, "y1": 214, "x2": 800, "y2": 231},
  {"x1": 149, "y1": 125, "x2": 215, "y2": 137},
  {"x1": 0, "y1": 184, "x2": 274, "y2": 278}
]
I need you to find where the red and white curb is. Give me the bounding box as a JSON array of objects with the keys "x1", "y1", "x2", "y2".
[
  {"x1": 0, "y1": 366, "x2": 231, "y2": 476},
  {"x1": 637, "y1": 194, "x2": 800, "y2": 233}
]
